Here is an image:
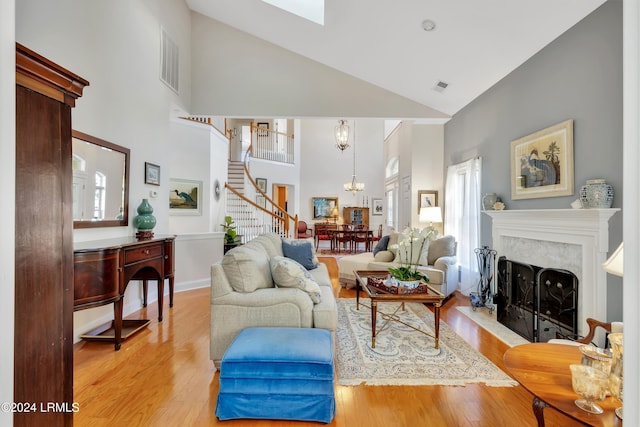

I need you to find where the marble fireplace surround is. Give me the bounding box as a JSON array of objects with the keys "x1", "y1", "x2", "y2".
[{"x1": 484, "y1": 209, "x2": 620, "y2": 338}]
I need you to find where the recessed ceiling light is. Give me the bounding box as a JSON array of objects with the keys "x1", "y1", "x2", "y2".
[{"x1": 422, "y1": 19, "x2": 436, "y2": 31}]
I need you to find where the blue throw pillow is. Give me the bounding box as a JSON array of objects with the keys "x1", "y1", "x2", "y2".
[
  {"x1": 373, "y1": 235, "x2": 390, "y2": 256},
  {"x1": 281, "y1": 239, "x2": 318, "y2": 270}
]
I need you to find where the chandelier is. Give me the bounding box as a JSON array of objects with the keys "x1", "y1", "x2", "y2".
[
  {"x1": 335, "y1": 120, "x2": 350, "y2": 151},
  {"x1": 344, "y1": 121, "x2": 365, "y2": 194}
]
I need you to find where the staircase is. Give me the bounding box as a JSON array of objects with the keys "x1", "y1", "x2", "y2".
[{"x1": 224, "y1": 130, "x2": 298, "y2": 241}]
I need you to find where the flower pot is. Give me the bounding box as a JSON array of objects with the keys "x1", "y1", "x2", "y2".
[{"x1": 395, "y1": 279, "x2": 421, "y2": 289}]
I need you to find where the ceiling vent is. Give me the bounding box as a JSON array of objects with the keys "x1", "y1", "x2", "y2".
[
  {"x1": 432, "y1": 80, "x2": 449, "y2": 93},
  {"x1": 160, "y1": 27, "x2": 179, "y2": 94}
]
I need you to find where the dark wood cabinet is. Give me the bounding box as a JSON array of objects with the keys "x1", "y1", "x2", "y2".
[
  {"x1": 15, "y1": 43, "x2": 89, "y2": 427},
  {"x1": 343, "y1": 207, "x2": 369, "y2": 228}
]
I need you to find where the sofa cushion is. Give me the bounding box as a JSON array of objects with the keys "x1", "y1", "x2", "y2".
[
  {"x1": 307, "y1": 262, "x2": 332, "y2": 288},
  {"x1": 427, "y1": 235, "x2": 457, "y2": 265},
  {"x1": 251, "y1": 234, "x2": 281, "y2": 259},
  {"x1": 261, "y1": 232, "x2": 285, "y2": 257},
  {"x1": 282, "y1": 238, "x2": 318, "y2": 270},
  {"x1": 387, "y1": 232, "x2": 400, "y2": 256},
  {"x1": 373, "y1": 250, "x2": 394, "y2": 262},
  {"x1": 372, "y1": 235, "x2": 390, "y2": 256},
  {"x1": 222, "y1": 244, "x2": 273, "y2": 293},
  {"x1": 270, "y1": 256, "x2": 322, "y2": 303}
]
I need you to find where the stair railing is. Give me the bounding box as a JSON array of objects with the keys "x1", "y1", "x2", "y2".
[
  {"x1": 250, "y1": 122, "x2": 294, "y2": 164},
  {"x1": 178, "y1": 116, "x2": 299, "y2": 241}
]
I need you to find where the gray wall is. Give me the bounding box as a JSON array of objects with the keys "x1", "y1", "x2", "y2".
[{"x1": 444, "y1": 1, "x2": 623, "y2": 319}]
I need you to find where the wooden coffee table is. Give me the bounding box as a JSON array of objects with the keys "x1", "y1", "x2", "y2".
[
  {"x1": 354, "y1": 270, "x2": 445, "y2": 349},
  {"x1": 503, "y1": 343, "x2": 622, "y2": 427}
]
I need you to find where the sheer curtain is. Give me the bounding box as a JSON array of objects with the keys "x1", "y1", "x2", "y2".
[{"x1": 444, "y1": 158, "x2": 482, "y2": 295}]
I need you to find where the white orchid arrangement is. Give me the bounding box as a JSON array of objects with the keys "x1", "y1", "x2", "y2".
[{"x1": 387, "y1": 227, "x2": 433, "y2": 282}]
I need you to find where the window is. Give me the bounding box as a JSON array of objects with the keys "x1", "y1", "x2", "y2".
[
  {"x1": 444, "y1": 158, "x2": 482, "y2": 295},
  {"x1": 385, "y1": 157, "x2": 399, "y2": 178},
  {"x1": 94, "y1": 172, "x2": 106, "y2": 220}
]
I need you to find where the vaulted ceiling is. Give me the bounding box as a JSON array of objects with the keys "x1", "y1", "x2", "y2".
[{"x1": 186, "y1": 0, "x2": 606, "y2": 119}]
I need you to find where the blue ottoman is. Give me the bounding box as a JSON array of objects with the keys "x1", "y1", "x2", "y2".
[{"x1": 215, "y1": 327, "x2": 335, "y2": 423}]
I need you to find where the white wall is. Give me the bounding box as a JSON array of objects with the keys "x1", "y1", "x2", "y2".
[
  {"x1": 411, "y1": 124, "x2": 445, "y2": 235},
  {"x1": 382, "y1": 122, "x2": 445, "y2": 232},
  {"x1": 1, "y1": 0, "x2": 15, "y2": 423},
  {"x1": 15, "y1": 0, "x2": 223, "y2": 342},
  {"x1": 299, "y1": 119, "x2": 384, "y2": 230}
]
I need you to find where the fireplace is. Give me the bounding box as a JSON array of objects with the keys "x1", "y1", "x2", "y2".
[
  {"x1": 496, "y1": 257, "x2": 578, "y2": 342},
  {"x1": 484, "y1": 208, "x2": 619, "y2": 338}
]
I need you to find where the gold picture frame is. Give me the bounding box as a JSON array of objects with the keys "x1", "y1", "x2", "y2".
[
  {"x1": 312, "y1": 197, "x2": 338, "y2": 220},
  {"x1": 510, "y1": 119, "x2": 574, "y2": 200},
  {"x1": 417, "y1": 190, "x2": 438, "y2": 213}
]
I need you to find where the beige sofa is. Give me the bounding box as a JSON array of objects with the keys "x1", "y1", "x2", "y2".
[
  {"x1": 210, "y1": 233, "x2": 337, "y2": 366},
  {"x1": 338, "y1": 234, "x2": 458, "y2": 298}
]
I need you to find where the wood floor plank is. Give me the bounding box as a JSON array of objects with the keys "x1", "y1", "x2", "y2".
[{"x1": 73, "y1": 257, "x2": 583, "y2": 426}]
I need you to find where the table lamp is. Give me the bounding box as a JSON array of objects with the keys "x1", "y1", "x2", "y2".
[
  {"x1": 419, "y1": 206, "x2": 442, "y2": 239},
  {"x1": 602, "y1": 242, "x2": 623, "y2": 276}
]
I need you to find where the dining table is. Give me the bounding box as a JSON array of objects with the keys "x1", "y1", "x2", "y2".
[{"x1": 327, "y1": 227, "x2": 373, "y2": 253}]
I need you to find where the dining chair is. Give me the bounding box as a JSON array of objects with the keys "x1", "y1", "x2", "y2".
[
  {"x1": 352, "y1": 228, "x2": 370, "y2": 252},
  {"x1": 314, "y1": 223, "x2": 334, "y2": 250},
  {"x1": 335, "y1": 225, "x2": 354, "y2": 253}
]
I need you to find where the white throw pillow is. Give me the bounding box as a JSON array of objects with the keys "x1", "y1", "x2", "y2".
[{"x1": 270, "y1": 256, "x2": 322, "y2": 303}]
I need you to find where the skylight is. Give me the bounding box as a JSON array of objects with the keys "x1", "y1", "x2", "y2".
[{"x1": 261, "y1": 0, "x2": 324, "y2": 25}]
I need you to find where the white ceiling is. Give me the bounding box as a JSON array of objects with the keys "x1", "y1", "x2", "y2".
[{"x1": 186, "y1": 0, "x2": 606, "y2": 118}]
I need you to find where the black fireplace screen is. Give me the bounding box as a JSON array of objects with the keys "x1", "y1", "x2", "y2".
[{"x1": 495, "y1": 257, "x2": 578, "y2": 342}]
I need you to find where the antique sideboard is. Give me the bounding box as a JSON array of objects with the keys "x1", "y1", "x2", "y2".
[{"x1": 73, "y1": 235, "x2": 175, "y2": 350}]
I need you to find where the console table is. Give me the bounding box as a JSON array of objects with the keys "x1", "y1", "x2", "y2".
[{"x1": 73, "y1": 235, "x2": 176, "y2": 350}]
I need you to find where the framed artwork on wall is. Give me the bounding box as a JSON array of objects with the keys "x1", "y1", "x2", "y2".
[
  {"x1": 256, "y1": 177, "x2": 267, "y2": 193},
  {"x1": 169, "y1": 178, "x2": 202, "y2": 215},
  {"x1": 510, "y1": 119, "x2": 574, "y2": 200},
  {"x1": 418, "y1": 190, "x2": 438, "y2": 213},
  {"x1": 256, "y1": 195, "x2": 266, "y2": 209},
  {"x1": 257, "y1": 122, "x2": 269, "y2": 137},
  {"x1": 372, "y1": 198, "x2": 383, "y2": 215},
  {"x1": 145, "y1": 162, "x2": 160, "y2": 186},
  {"x1": 312, "y1": 197, "x2": 338, "y2": 220}
]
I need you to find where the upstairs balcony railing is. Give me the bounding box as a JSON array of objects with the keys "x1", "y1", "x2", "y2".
[{"x1": 250, "y1": 122, "x2": 294, "y2": 164}]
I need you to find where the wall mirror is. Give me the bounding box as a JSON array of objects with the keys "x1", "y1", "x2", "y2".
[{"x1": 72, "y1": 130, "x2": 130, "y2": 228}]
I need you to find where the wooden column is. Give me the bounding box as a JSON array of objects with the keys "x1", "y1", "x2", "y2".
[{"x1": 15, "y1": 43, "x2": 88, "y2": 427}]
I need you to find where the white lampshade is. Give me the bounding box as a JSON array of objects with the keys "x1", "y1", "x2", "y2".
[
  {"x1": 419, "y1": 206, "x2": 442, "y2": 224},
  {"x1": 602, "y1": 242, "x2": 623, "y2": 277}
]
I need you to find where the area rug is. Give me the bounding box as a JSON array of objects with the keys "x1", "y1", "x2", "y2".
[{"x1": 335, "y1": 299, "x2": 518, "y2": 387}]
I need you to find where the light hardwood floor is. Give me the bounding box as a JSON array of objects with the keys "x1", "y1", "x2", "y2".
[{"x1": 74, "y1": 258, "x2": 582, "y2": 427}]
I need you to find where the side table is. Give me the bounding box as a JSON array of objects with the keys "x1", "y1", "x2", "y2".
[{"x1": 503, "y1": 343, "x2": 622, "y2": 427}]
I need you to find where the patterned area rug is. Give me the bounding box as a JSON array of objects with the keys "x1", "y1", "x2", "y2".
[{"x1": 335, "y1": 299, "x2": 518, "y2": 387}]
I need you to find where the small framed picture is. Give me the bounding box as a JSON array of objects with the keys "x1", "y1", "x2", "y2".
[
  {"x1": 256, "y1": 195, "x2": 266, "y2": 209},
  {"x1": 372, "y1": 198, "x2": 383, "y2": 215},
  {"x1": 418, "y1": 190, "x2": 438, "y2": 213},
  {"x1": 145, "y1": 162, "x2": 160, "y2": 186},
  {"x1": 257, "y1": 122, "x2": 269, "y2": 137},
  {"x1": 169, "y1": 178, "x2": 202, "y2": 215},
  {"x1": 256, "y1": 177, "x2": 267, "y2": 193}
]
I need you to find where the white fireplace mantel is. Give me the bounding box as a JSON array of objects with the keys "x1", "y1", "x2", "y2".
[{"x1": 484, "y1": 208, "x2": 620, "y2": 337}]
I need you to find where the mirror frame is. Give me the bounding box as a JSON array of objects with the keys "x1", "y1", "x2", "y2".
[{"x1": 72, "y1": 130, "x2": 130, "y2": 229}]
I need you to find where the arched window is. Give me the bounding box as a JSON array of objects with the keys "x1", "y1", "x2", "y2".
[{"x1": 385, "y1": 157, "x2": 399, "y2": 178}]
